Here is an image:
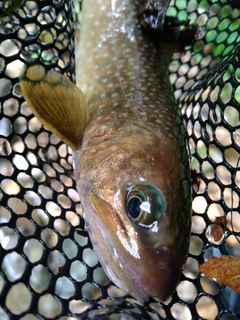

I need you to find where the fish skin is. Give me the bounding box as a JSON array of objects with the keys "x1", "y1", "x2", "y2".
[
  {"x1": 74, "y1": 0, "x2": 192, "y2": 303},
  {"x1": 20, "y1": 0, "x2": 192, "y2": 304}
]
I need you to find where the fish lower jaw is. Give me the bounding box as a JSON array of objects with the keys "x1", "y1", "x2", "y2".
[
  {"x1": 102, "y1": 263, "x2": 150, "y2": 304},
  {"x1": 89, "y1": 238, "x2": 150, "y2": 303}
]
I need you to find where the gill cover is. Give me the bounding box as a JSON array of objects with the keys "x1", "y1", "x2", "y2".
[{"x1": 20, "y1": 64, "x2": 87, "y2": 151}]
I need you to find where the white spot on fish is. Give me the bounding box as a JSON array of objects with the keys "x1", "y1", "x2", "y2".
[
  {"x1": 111, "y1": 0, "x2": 116, "y2": 11},
  {"x1": 100, "y1": 4, "x2": 107, "y2": 11},
  {"x1": 113, "y1": 248, "x2": 119, "y2": 258}
]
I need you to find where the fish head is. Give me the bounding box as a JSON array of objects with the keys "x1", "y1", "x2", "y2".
[{"x1": 75, "y1": 126, "x2": 191, "y2": 303}]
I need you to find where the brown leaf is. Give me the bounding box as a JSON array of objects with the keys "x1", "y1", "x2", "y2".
[
  {"x1": 199, "y1": 255, "x2": 240, "y2": 294},
  {"x1": 210, "y1": 216, "x2": 228, "y2": 242}
]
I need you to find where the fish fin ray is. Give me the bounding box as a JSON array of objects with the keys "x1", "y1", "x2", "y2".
[{"x1": 20, "y1": 64, "x2": 87, "y2": 151}]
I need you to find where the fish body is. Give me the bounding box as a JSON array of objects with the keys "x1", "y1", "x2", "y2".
[{"x1": 20, "y1": 0, "x2": 191, "y2": 303}]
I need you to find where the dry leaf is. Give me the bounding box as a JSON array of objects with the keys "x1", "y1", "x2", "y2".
[
  {"x1": 205, "y1": 216, "x2": 228, "y2": 245},
  {"x1": 199, "y1": 255, "x2": 240, "y2": 294},
  {"x1": 210, "y1": 216, "x2": 228, "y2": 242}
]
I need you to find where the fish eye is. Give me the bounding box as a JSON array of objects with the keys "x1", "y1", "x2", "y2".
[{"x1": 126, "y1": 183, "x2": 167, "y2": 226}]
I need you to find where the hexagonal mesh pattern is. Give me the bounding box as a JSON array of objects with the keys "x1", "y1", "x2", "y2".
[{"x1": 0, "y1": 0, "x2": 240, "y2": 319}]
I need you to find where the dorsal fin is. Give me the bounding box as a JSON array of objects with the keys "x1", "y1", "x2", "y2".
[{"x1": 20, "y1": 64, "x2": 87, "y2": 151}]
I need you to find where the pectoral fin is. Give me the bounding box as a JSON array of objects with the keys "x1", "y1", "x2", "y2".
[{"x1": 20, "y1": 64, "x2": 87, "y2": 151}]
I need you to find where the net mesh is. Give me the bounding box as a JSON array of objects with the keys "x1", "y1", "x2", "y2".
[{"x1": 0, "y1": 0, "x2": 240, "y2": 319}]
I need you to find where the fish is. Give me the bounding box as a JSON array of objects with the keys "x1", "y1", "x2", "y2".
[{"x1": 20, "y1": 0, "x2": 192, "y2": 303}]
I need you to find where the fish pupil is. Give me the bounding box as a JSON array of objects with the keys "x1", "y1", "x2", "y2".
[{"x1": 127, "y1": 197, "x2": 142, "y2": 219}]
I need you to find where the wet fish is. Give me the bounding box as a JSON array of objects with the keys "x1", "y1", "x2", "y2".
[{"x1": 20, "y1": 0, "x2": 191, "y2": 303}]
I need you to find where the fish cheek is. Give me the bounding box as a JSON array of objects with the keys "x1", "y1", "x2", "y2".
[
  {"x1": 147, "y1": 244, "x2": 187, "y2": 301},
  {"x1": 154, "y1": 145, "x2": 191, "y2": 248},
  {"x1": 129, "y1": 219, "x2": 186, "y2": 300}
]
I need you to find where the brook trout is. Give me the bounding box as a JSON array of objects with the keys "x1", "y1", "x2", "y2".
[{"x1": 20, "y1": 0, "x2": 191, "y2": 303}]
